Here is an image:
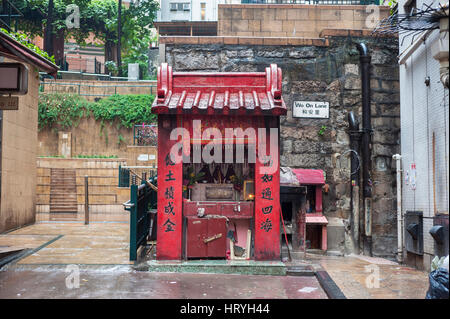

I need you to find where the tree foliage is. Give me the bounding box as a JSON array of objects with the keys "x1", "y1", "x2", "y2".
[{"x1": 11, "y1": 0, "x2": 159, "y2": 74}]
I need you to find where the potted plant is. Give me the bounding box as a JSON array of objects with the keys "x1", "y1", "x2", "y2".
[{"x1": 183, "y1": 167, "x2": 205, "y2": 200}]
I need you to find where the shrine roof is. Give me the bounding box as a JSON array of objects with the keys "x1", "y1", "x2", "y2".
[
  {"x1": 151, "y1": 63, "x2": 287, "y2": 116},
  {"x1": 292, "y1": 169, "x2": 325, "y2": 185}
]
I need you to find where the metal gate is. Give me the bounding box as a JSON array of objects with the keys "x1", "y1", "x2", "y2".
[{"x1": 123, "y1": 176, "x2": 157, "y2": 261}]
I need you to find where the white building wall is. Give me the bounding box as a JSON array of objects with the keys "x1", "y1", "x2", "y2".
[
  {"x1": 157, "y1": 0, "x2": 240, "y2": 22},
  {"x1": 398, "y1": 0, "x2": 449, "y2": 269}
]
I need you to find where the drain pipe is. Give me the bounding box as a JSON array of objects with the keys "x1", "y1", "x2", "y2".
[
  {"x1": 392, "y1": 154, "x2": 403, "y2": 263},
  {"x1": 348, "y1": 111, "x2": 361, "y2": 254},
  {"x1": 356, "y1": 42, "x2": 373, "y2": 256}
]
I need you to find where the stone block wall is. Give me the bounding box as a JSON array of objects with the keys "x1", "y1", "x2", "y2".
[
  {"x1": 41, "y1": 79, "x2": 157, "y2": 102},
  {"x1": 1, "y1": 59, "x2": 39, "y2": 233},
  {"x1": 218, "y1": 4, "x2": 391, "y2": 38},
  {"x1": 162, "y1": 34, "x2": 400, "y2": 258}
]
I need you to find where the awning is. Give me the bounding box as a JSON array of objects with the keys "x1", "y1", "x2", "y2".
[
  {"x1": 0, "y1": 31, "x2": 58, "y2": 78},
  {"x1": 151, "y1": 63, "x2": 287, "y2": 116},
  {"x1": 306, "y1": 215, "x2": 328, "y2": 224},
  {"x1": 292, "y1": 169, "x2": 325, "y2": 185}
]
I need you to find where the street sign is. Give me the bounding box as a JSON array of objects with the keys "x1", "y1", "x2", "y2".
[
  {"x1": 293, "y1": 101, "x2": 329, "y2": 119},
  {"x1": 0, "y1": 96, "x2": 19, "y2": 110}
]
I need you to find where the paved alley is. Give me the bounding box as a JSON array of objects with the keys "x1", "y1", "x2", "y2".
[{"x1": 0, "y1": 222, "x2": 430, "y2": 299}]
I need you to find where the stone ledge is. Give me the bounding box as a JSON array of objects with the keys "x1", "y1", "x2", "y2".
[
  {"x1": 160, "y1": 36, "x2": 330, "y2": 47},
  {"x1": 219, "y1": 4, "x2": 391, "y2": 11},
  {"x1": 320, "y1": 28, "x2": 398, "y2": 38}
]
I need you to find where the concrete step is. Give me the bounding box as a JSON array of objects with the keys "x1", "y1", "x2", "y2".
[{"x1": 135, "y1": 260, "x2": 287, "y2": 276}]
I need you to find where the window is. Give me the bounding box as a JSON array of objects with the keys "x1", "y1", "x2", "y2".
[
  {"x1": 201, "y1": 3, "x2": 206, "y2": 21},
  {"x1": 170, "y1": 2, "x2": 190, "y2": 11}
]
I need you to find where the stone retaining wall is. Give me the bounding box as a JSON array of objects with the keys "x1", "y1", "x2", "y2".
[{"x1": 218, "y1": 4, "x2": 391, "y2": 38}]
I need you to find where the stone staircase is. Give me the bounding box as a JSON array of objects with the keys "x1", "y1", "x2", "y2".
[{"x1": 50, "y1": 168, "x2": 78, "y2": 215}]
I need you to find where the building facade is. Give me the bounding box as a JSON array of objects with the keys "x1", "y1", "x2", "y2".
[{"x1": 397, "y1": 0, "x2": 449, "y2": 270}]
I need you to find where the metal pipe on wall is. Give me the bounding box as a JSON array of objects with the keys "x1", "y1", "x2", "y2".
[
  {"x1": 356, "y1": 42, "x2": 373, "y2": 256},
  {"x1": 348, "y1": 111, "x2": 361, "y2": 254},
  {"x1": 392, "y1": 154, "x2": 403, "y2": 263}
]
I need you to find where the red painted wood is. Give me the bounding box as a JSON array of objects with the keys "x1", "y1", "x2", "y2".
[
  {"x1": 185, "y1": 217, "x2": 227, "y2": 258},
  {"x1": 315, "y1": 186, "x2": 323, "y2": 213},
  {"x1": 206, "y1": 218, "x2": 227, "y2": 258},
  {"x1": 322, "y1": 225, "x2": 328, "y2": 251},
  {"x1": 183, "y1": 201, "x2": 253, "y2": 219},
  {"x1": 152, "y1": 63, "x2": 287, "y2": 115},
  {"x1": 156, "y1": 114, "x2": 183, "y2": 260},
  {"x1": 254, "y1": 117, "x2": 281, "y2": 260},
  {"x1": 186, "y1": 217, "x2": 208, "y2": 258}
]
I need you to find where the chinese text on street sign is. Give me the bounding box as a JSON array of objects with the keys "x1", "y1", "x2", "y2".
[{"x1": 293, "y1": 101, "x2": 329, "y2": 119}]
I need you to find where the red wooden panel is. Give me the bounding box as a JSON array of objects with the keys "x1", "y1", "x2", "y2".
[
  {"x1": 206, "y1": 218, "x2": 227, "y2": 258},
  {"x1": 156, "y1": 114, "x2": 183, "y2": 260},
  {"x1": 218, "y1": 202, "x2": 253, "y2": 218},
  {"x1": 254, "y1": 117, "x2": 281, "y2": 260},
  {"x1": 315, "y1": 186, "x2": 323, "y2": 213},
  {"x1": 186, "y1": 217, "x2": 208, "y2": 258}
]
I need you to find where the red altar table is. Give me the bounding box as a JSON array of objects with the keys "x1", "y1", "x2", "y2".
[{"x1": 151, "y1": 63, "x2": 287, "y2": 260}]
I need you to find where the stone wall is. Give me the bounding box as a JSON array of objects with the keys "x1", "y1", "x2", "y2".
[
  {"x1": 218, "y1": 4, "x2": 391, "y2": 38},
  {"x1": 38, "y1": 117, "x2": 134, "y2": 158},
  {"x1": 162, "y1": 34, "x2": 400, "y2": 258},
  {"x1": 1, "y1": 58, "x2": 40, "y2": 233}
]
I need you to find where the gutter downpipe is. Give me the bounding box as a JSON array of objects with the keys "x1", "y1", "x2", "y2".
[
  {"x1": 348, "y1": 112, "x2": 361, "y2": 254},
  {"x1": 392, "y1": 154, "x2": 403, "y2": 263},
  {"x1": 356, "y1": 42, "x2": 373, "y2": 256}
]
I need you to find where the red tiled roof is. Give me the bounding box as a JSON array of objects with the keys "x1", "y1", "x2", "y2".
[
  {"x1": 151, "y1": 63, "x2": 287, "y2": 116},
  {"x1": 292, "y1": 169, "x2": 325, "y2": 185}
]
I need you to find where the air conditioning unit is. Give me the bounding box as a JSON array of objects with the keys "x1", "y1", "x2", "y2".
[
  {"x1": 405, "y1": 211, "x2": 424, "y2": 255},
  {"x1": 430, "y1": 214, "x2": 449, "y2": 258}
]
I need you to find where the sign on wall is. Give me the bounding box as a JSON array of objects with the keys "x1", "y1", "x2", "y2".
[
  {"x1": 293, "y1": 101, "x2": 329, "y2": 119},
  {"x1": 0, "y1": 96, "x2": 19, "y2": 110}
]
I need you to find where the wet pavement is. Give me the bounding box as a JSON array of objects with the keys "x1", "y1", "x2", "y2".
[
  {"x1": 0, "y1": 267, "x2": 327, "y2": 299},
  {"x1": 0, "y1": 222, "x2": 430, "y2": 299},
  {"x1": 305, "y1": 254, "x2": 429, "y2": 299}
]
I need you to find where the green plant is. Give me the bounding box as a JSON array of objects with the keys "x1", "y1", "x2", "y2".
[
  {"x1": 117, "y1": 134, "x2": 126, "y2": 145},
  {"x1": 0, "y1": 28, "x2": 55, "y2": 63},
  {"x1": 38, "y1": 93, "x2": 90, "y2": 130},
  {"x1": 318, "y1": 125, "x2": 327, "y2": 136},
  {"x1": 105, "y1": 60, "x2": 118, "y2": 76},
  {"x1": 184, "y1": 166, "x2": 205, "y2": 187},
  {"x1": 89, "y1": 94, "x2": 156, "y2": 129},
  {"x1": 73, "y1": 154, "x2": 118, "y2": 158},
  {"x1": 38, "y1": 93, "x2": 156, "y2": 131}
]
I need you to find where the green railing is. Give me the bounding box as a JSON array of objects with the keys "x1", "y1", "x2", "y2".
[{"x1": 123, "y1": 176, "x2": 157, "y2": 261}]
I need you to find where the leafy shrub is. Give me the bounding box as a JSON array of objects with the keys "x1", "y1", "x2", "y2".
[
  {"x1": 38, "y1": 93, "x2": 156, "y2": 131},
  {"x1": 89, "y1": 94, "x2": 156, "y2": 128},
  {"x1": 38, "y1": 93, "x2": 90, "y2": 130}
]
